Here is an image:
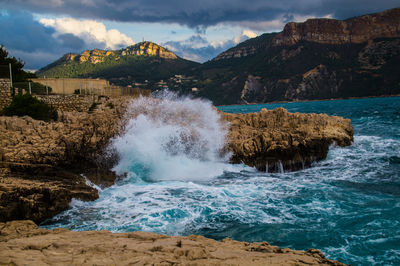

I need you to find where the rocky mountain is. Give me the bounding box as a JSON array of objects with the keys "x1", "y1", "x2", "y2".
[
  {"x1": 37, "y1": 41, "x2": 198, "y2": 86},
  {"x1": 195, "y1": 8, "x2": 400, "y2": 104}
]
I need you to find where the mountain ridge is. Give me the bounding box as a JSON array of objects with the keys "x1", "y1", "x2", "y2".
[
  {"x1": 37, "y1": 41, "x2": 198, "y2": 86},
  {"x1": 214, "y1": 7, "x2": 400, "y2": 61},
  {"x1": 194, "y1": 7, "x2": 400, "y2": 104},
  {"x1": 37, "y1": 8, "x2": 400, "y2": 104}
]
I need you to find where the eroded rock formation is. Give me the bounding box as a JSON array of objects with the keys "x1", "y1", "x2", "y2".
[
  {"x1": 0, "y1": 97, "x2": 353, "y2": 222},
  {"x1": 215, "y1": 8, "x2": 400, "y2": 61},
  {"x1": 0, "y1": 97, "x2": 130, "y2": 223},
  {"x1": 274, "y1": 8, "x2": 400, "y2": 46},
  {"x1": 121, "y1": 41, "x2": 177, "y2": 59},
  {"x1": 54, "y1": 41, "x2": 177, "y2": 66},
  {"x1": 223, "y1": 107, "x2": 353, "y2": 172},
  {"x1": 0, "y1": 220, "x2": 345, "y2": 265}
]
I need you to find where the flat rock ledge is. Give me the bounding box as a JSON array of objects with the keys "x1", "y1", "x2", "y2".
[
  {"x1": 223, "y1": 107, "x2": 353, "y2": 172},
  {"x1": 0, "y1": 220, "x2": 345, "y2": 266}
]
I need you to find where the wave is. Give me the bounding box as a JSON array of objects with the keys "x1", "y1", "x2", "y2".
[{"x1": 110, "y1": 92, "x2": 236, "y2": 182}]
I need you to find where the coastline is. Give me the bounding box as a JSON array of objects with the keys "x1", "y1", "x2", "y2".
[
  {"x1": 0, "y1": 220, "x2": 346, "y2": 265},
  {"x1": 217, "y1": 94, "x2": 400, "y2": 108},
  {"x1": 0, "y1": 95, "x2": 354, "y2": 265}
]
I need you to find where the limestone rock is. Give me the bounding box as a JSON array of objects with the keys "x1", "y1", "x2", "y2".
[
  {"x1": 56, "y1": 41, "x2": 178, "y2": 66},
  {"x1": 274, "y1": 8, "x2": 400, "y2": 46},
  {"x1": 0, "y1": 98, "x2": 353, "y2": 222},
  {"x1": 121, "y1": 41, "x2": 178, "y2": 59},
  {"x1": 223, "y1": 107, "x2": 353, "y2": 172},
  {"x1": 0, "y1": 220, "x2": 345, "y2": 266},
  {"x1": 215, "y1": 8, "x2": 400, "y2": 61},
  {"x1": 0, "y1": 97, "x2": 131, "y2": 223},
  {"x1": 0, "y1": 174, "x2": 98, "y2": 223}
]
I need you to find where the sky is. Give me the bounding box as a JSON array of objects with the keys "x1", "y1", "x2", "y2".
[{"x1": 0, "y1": 0, "x2": 399, "y2": 70}]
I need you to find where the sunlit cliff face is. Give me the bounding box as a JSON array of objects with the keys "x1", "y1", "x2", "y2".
[{"x1": 62, "y1": 41, "x2": 178, "y2": 65}]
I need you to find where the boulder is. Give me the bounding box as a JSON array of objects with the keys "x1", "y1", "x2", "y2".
[{"x1": 223, "y1": 107, "x2": 353, "y2": 172}]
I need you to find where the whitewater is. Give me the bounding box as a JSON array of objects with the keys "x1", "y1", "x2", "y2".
[{"x1": 42, "y1": 94, "x2": 400, "y2": 266}]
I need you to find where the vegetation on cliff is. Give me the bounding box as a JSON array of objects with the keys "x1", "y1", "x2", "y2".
[
  {"x1": 34, "y1": 8, "x2": 400, "y2": 104},
  {"x1": 0, "y1": 45, "x2": 36, "y2": 82},
  {"x1": 2, "y1": 94, "x2": 58, "y2": 121},
  {"x1": 193, "y1": 8, "x2": 400, "y2": 104},
  {"x1": 36, "y1": 42, "x2": 199, "y2": 87},
  {"x1": 0, "y1": 46, "x2": 51, "y2": 94}
]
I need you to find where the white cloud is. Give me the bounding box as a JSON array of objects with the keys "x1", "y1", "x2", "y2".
[
  {"x1": 232, "y1": 29, "x2": 258, "y2": 44},
  {"x1": 164, "y1": 30, "x2": 259, "y2": 63},
  {"x1": 39, "y1": 17, "x2": 134, "y2": 50}
]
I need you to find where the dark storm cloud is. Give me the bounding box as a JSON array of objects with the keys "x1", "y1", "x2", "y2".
[
  {"x1": 0, "y1": 10, "x2": 86, "y2": 69},
  {"x1": 4, "y1": 0, "x2": 399, "y2": 29},
  {"x1": 58, "y1": 34, "x2": 85, "y2": 50},
  {"x1": 0, "y1": 10, "x2": 57, "y2": 52}
]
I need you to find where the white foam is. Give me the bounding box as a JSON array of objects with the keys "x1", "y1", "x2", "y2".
[
  {"x1": 81, "y1": 174, "x2": 103, "y2": 192},
  {"x1": 110, "y1": 92, "x2": 233, "y2": 182}
]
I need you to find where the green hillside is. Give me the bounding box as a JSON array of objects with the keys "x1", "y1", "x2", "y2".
[
  {"x1": 36, "y1": 8, "x2": 400, "y2": 104},
  {"x1": 37, "y1": 42, "x2": 200, "y2": 87},
  {"x1": 191, "y1": 8, "x2": 400, "y2": 105}
]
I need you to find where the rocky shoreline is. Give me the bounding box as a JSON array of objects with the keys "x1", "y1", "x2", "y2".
[
  {"x1": 0, "y1": 220, "x2": 345, "y2": 265},
  {"x1": 0, "y1": 97, "x2": 128, "y2": 223},
  {"x1": 0, "y1": 96, "x2": 353, "y2": 264}
]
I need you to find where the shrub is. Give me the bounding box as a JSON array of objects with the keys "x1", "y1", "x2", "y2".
[
  {"x1": 88, "y1": 102, "x2": 100, "y2": 112},
  {"x1": 2, "y1": 94, "x2": 58, "y2": 121}
]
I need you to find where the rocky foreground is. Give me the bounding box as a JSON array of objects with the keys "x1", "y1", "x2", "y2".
[
  {"x1": 0, "y1": 97, "x2": 353, "y2": 223},
  {"x1": 0, "y1": 220, "x2": 345, "y2": 265},
  {"x1": 0, "y1": 97, "x2": 128, "y2": 223},
  {"x1": 0, "y1": 97, "x2": 353, "y2": 264}
]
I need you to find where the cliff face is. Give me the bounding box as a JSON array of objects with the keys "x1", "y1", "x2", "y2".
[
  {"x1": 198, "y1": 8, "x2": 400, "y2": 105},
  {"x1": 78, "y1": 49, "x2": 115, "y2": 64},
  {"x1": 36, "y1": 41, "x2": 198, "y2": 87},
  {"x1": 0, "y1": 220, "x2": 345, "y2": 265},
  {"x1": 121, "y1": 41, "x2": 177, "y2": 59},
  {"x1": 0, "y1": 97, "x2": 131, "y2": 223},
  {"x1": 212, "y1": 33, "x2": 276, "y2": 61},
  {"x1": 214, "y1": 8, "x2": 400, "y2": 61},
  {"x1": 55, "y1": 42, "x2": 177, "y2": 65},
  {"x1": 274, "y1": 8, "x2": 400, "y2": 46}
]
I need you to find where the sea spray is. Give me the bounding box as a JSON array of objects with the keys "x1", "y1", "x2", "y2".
[{"x1": 110, "y1": 91, "x2": 233, "y2": 181}]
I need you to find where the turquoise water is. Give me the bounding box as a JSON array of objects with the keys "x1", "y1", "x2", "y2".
[{"x1": 42, "y1": 96, "x2": 400, "y2": 265}]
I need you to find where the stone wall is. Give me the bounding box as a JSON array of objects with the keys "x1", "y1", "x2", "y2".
[
  {"x1": 32, "y1": 78, "x2": 151, "y2": 97},
  {"x1": 36, "y1": 95, "x2": 97, "y2": 112},
  {"x1": 37, "y1": 90, "x2": 150, "y2": 112},
  {"x1": 0, "y1": 79, "x2": 11, "y2": 111},
  {"x1": 32, "y1": 78, "x2": 110, "y2": 95},
  {"x1": 80, "y1": 86, "x2": 151, "y2": 97},
  {"x1": 1, "y1": 77, "x2": 150, "y2": 112}
]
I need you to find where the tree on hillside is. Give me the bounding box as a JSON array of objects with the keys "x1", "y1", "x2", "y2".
[{"x1": 0, "y1": 45, "x2": 36, "y2": 82}]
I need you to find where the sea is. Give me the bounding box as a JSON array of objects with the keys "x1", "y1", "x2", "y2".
[{"x1": 41, "y1": 94, "x2": 400, "y2": 266}]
